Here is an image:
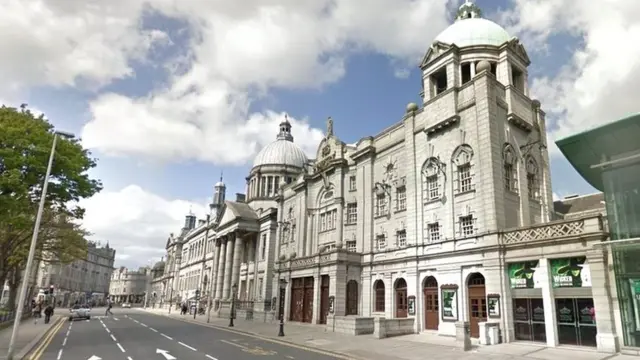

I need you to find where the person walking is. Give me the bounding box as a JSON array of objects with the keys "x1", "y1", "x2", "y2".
[
  {"x1": 105, "y1": 298, "x2": 113, "y2": 316},
  {"x1": 44, "y1": 302, "x2": 54, "y2": 324}
]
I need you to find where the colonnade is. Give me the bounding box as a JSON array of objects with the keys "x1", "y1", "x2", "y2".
[{"x1": 210, "y1": 232, "x2": 260, "y2": 301}]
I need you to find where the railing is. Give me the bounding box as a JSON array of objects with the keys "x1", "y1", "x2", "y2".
[{"x1": 501, "y1": 218, "x2": 590, "y2": 245}]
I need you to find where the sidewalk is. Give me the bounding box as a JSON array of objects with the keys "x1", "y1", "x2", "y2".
[
  {"x1": 139, "y1": 308, "x2": 639, "y2": 360},
  {"x1": 0, "y1": 315, "x2": 61, "y2": 360}
]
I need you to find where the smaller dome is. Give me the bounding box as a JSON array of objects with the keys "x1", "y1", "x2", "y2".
[
  {"x1": 253, "y1": 141, "x2": 308, "y2": 168},
  {"x1": 215, "y1": 181, "x2": 225, "y2": 187},
  {"x1": 435, "y1": 18, "x2": 511, "y2": 48},
  {"x1": 152, "y1": 260, "x2": 165, "y2": 270}
]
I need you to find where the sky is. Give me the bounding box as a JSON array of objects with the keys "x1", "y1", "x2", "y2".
[{"x1": 2, "y1": 0, "x2": 638, "y2": 268}]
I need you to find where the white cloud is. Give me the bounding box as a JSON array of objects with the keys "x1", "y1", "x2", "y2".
[
  {"x1": 79, "y1": 185, "x2": 207, "y2": 267},
  {"x1": 78, "y1": 0, "x2": 451, "y2": 164},
  {"x1": 500, "y1": 0, "x2": 640, "y2": 154}
]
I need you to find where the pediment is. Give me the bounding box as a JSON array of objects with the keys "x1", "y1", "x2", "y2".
[
  {"x1": 420, "y1": 42, "x2": 453, "y2": 68},
  {"x1": 507, "y1": 38, "x2": 530, "y2": 65},
  {"x1": 314, "y1": 135, "x2": 345, "y2": 173},
  {"x1": 217, "y1": 203, "x2": 235, "y2": 228}
]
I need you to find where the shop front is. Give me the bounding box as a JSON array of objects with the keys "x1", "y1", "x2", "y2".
[{"x1": 508, "y1": 261, "x2": 547, "y2": 343}]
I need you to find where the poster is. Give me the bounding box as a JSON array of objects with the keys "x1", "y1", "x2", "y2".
[
  {"x1": 550, "y1": 257, "x2": 591, "y2": 288},
  {"x1": 629, "y1": 279, "x2": 640, "y2": 329},
  {"x1": 441, "y1": 288, "x2": 458, "y2": 321},
  {"x1": 487, "y1": 295, "x2": 500, "y2": 318},
  {"x1": 508, "y1": 261, "x2": 541, "y2": 288}
]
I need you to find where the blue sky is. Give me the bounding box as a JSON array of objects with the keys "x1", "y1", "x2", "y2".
[{"x1": 4, "y1": 0, "x2": 636, "y2": 267}]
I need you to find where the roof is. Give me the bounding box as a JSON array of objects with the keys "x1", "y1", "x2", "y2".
[
  {"x1": 553, "y1": 193, "x2": 605, "y2": 216},
  {"x1": 556, "y1": 112, "x2": 640, "y2": 191},
  {"x1": 253, "y1": 139, "x2": 308, "y2": 168},
  {"x1": 434, "y1": 18, "x2": 511, "y2": 48},
  {"x1": 225, "y1": 201, "x2": 258, "y2": 221}
]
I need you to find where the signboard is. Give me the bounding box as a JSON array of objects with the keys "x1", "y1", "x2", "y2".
[
  {"x1": 629, "y1": 279, "x2": 640, "y2": 329},
  {"x1": 550, "y1": 257, "x2": 591, "y2": 288},
  {"x1": 441, "y1": 288, "x2": 458, "y2": 321},
  {"x1": 508, "y1": 261, "x2": 541, "y2": 289},
  {"x1": 487, "y1": 295, "x2": 500, "y2": 318}
]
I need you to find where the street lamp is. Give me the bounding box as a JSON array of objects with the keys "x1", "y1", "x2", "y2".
[
  {"x1": 229, "y1": 283, "x2": 237, "y2": 327},
  {"x1": 6, "y1": 130, "x2": 74, "y2": 360},
  {"x1": 278, "y1": 278, "x2": 287, "y2": 337}
]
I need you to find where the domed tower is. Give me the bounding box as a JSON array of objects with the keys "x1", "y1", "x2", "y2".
[
  {"x1": 210, "y1": 173, "x2": 226, "y2": 220},
  {"x1": 415, "y1": 0, "x2": 554, "y2": 233},
  {"x1": 246, "y1": 114, "x2": 308, "y2": 207}
]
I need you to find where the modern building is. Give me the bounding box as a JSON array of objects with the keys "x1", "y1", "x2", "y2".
[
  {"x1": 108, "y1": 266, "x2": 152, "y2": 304},
  {"x1": 557, "y1": 112, "x2": 640, "y2": 353},
  {"x1": 153, "y1": 1, "x2": 618, "y2": 353},
  {"x1": 36, "y1": 241, "x2": 115, "y2": 306}
]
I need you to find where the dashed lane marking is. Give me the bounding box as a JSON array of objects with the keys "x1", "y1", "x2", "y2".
[
  {"x1": 161, "y1": 333, "x2": 173, "y2": 340},
  {"x1": 178, "y1": 342, "x2": 197, "y2": 351}
]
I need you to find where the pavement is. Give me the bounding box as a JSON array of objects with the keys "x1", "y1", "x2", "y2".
[
  {"x1": 139, "y1": 307, "x2": 640, "y2": 360},
  {"x1": 0, "y1": 313, "x2": 62, "y2": 360},
  {"x1": 35, "y1": 308, "x2": 345, "y2": 360}
]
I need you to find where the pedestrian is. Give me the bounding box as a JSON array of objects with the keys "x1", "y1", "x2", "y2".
[
  {"x1": 105, "y1": 298, "x2": 113, "y2": 316},
  {"x1": 32, "y1": 301, "x2": 39, "y2": 324},
  {"x1": 44, "y1": 302, "x2": 53, "y2": 324}
]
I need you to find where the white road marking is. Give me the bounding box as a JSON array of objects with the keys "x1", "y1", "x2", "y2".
[
  {"x1": 127, "y1": 357, "x2": 133, "y2": 360},
  {"x1": 57, "y1": 349, "x2": 63, "y2": 360},
  {"x1": 117, "y1": 343, "x2": 126, "y2": 352},
  {"x1": 178, "y1": 342, "x2": 196, "y2": 351},
  {"x1": 110, "y1": 334, "x2": 117, "y2": 342},
  {"x1": 205, "y1": 355, "x2": 218, "y2": 360},
  {"x1": 113, "y1": 317, "x2": 119, "y2": 321},
  {"x1": 161, "y1": 333, "x2": 173, "y2": 340},
  {"x1": 140, "y1": 323, "x2": 148, "y2": 327},
  {"x1": 149, "y1": 327, "x2": 158, "y2": 332},
  {"x1": 62, "y1": 337, "x2": 67, "y2": 346}
]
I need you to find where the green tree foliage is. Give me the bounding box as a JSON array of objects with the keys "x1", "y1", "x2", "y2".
[{"x1": 0, "y1": 105, "x2": 102, "y2": 297}]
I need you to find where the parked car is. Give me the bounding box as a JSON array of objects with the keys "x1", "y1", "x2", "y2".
[
  {"x1": 68, "y1": 304, "x2": 91, "y2": 321},
  {"x1": 122, "y1": 303, "x2": 131, "y2": 308}
]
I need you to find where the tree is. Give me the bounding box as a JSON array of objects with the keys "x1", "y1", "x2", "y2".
[{"x1": 0, "y1": 105, "x2": 102, "y2": 306}]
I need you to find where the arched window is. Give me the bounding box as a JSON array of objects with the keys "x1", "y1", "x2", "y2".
[
  {"x1": 525, "y1": 157, "x2": 540, "y2": 200},
  {"x1": 374, "y1": 280, "x2": 385, "y2": 312},
  {"x1": 346, "y1": 280, "x2": 358, "y2": 315},
  {"x1": 422, "y1": 157, "x2": 441, "y2": 202},
  {"x1": 503, "y1": 144, "x2": 518, "y2": 192},
  {"x1": 452, "y1": 144, "x2": 474, "y2": 193}
]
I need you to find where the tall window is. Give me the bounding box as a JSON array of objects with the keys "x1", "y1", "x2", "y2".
[
  {"x1": 320, "y1": 209, "x2": 338, "y2": 231},
  {"x1": 526, "y1": 157, "x2": 540, "y2": 200},
  {"x1": 396, "y1": 230, "x2": 407, "y2": 247},
  {"x1": 504, "y1": 144, "x2": 518, "y2": 192},
  {"x1": 374, "y1": 280, "x2": 385, "y2": 312},
  {"x1": 346, "y1": 203, "x2": 357, "y2": 224},
  {"x1": 349, "y1": 175, "x2": 357, "y2": 191},
  {"x1": 375, "y1": 194, "x2": 387, "y2": 217},
  {"x1": 452, "y1": 145, "x2": 474, "y2": 193},
  {"x1": 422, "y1": 158, "x2": 440, "y2": 201},
  {"x1": 460, "y1": 215, "x2": 475, "y2": 236},
  {"x1": 427, "y1": 223, "x2": 441, "y2": 242},
  {"x1": 396, "y1": 186, "x2": 407, "y2": 211},
  {"x1": 376, "y1": 234, "x2": 386, "y2": 250}
]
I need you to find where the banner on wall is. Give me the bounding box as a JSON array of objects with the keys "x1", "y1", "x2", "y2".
[
  {"x1": 549, "y1": 257, "x2": 592, "y2": 288},
  {"x1": 508, "y1": 261, "x2": 541, "y2": 289}
]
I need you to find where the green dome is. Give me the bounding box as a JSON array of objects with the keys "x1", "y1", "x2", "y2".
[{"x1": 435, "y1": 17, "x2": 511, "y2": 48}]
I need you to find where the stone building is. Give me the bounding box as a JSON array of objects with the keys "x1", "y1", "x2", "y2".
[
  {"x1": 153, "y1": 1, "x2": 619, "y2": 353},
  {"x1": 36, "y1": 242, "x2": 115, "y2": 306},
  {"x1": 108, "y1": 266, "x2": 152, "y2": 304}
]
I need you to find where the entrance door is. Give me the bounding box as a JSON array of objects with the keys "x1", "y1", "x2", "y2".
[
  {"x1": 556, "y1": 298, "x2": 597, "y2": 347},
  {"x1": 395, "y1": 278, "x2": 408, "y2": 318},
  {"x1": 423, "y1": 276, "x2": 439, "y2": 330},
  {"x1": 345, "y1": 280, "x2": 358, "y2": 315},
  {"x1": 319, "y1": 275, "x2": 330, "y2": 324},
  {"x1": 467, "y1": 273, "x2": 487, "y2": 338},
  {"x1": 290, "y1": 278, "x2": 304, "y2": 322},
  {"x1": 303, "y1": 277, "x2": 314, "y2": 323},
  {"x1": 513, "y1": 298, "x2": 547, "y2": 342}
]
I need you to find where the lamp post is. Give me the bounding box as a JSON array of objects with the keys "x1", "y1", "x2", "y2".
[
  {"x1": 168, "y1": 286, "x2": 174, "y2": 314},
  {"x1": 6, "y1": 130, "x2": 73, "y2": 360},
  {"x1": 278, "y1": 278, "x2": 287, "y2": 337},
  {"x1": 229, "y1": 283, "x2": 237, "y2": 327}
]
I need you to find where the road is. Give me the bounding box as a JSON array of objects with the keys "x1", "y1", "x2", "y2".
[{"x1": 35, "y1": 308, "x2": 343, "y2": 360}]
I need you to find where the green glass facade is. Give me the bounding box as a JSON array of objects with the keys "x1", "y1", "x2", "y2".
[{"x1": 604, "y1": 162, "x2": 640, "y2": 347}]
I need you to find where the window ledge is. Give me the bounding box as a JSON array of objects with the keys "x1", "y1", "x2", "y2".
[
  {"x1": 344, "y1": 222, "x2": 357, "y2": 227},
  {"x1": 394, "y1": 208, "x2": 407, "y2": 214},
  {"x1": 454, "y1": 189, "x2": 476, "y2": 197},
  {"x1": 423, "y1": 197, "x2": 442, "y2": 205}
]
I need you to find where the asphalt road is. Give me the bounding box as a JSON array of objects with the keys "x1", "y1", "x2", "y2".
[{"x1": 37, "y1": 308, "x2": 342, "y2": 360}]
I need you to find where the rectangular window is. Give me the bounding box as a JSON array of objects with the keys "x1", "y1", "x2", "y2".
[
  {"x1": 375, "y1": 194, "x2": 387, "y2": 217},
  {"x1": 458, "y1": 164, "x2": 473, "y2": 192},
  {"x1": 349, "y1": 175, "x2": 357, "y2": 191},
  {"x1": 319, "y1": 210, "x2": 337, "y2": 231},
  {"x1": 504, "y1": 163, "x2": 515, "y2": 191},
  {"x1": 428, "y1": 223, "x2": 440, "y2": 242},
  {"x1": 396, "y1": 186, "x2": 407, "y2": 211},
  {"x1": 396, "y1": 230, "x2": 407, "y2": 247},
  {"x1": 460, "y1": 215, "x2": 475, "y2": 236},
  {"x1": 346, "y1": 240, "x2": 357, "y2": 252},
  {"x1": 426, "y1": 175, "x2": 439, "y2": 200},
  {"x1": 527, "y1": 174, "x2": 539, "y2": 200},
  {"x1": 376, "y1": 235, "x2": 386, "y2": 250},
  {"x1": 347, "y1": 203, "x2": 357, "y2": 224}
]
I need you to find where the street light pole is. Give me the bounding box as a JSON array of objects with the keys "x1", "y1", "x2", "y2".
[
  {"x1": 6, "y1": 130, "x2": 73, "y2": 360},
  {"x1": 278, "y1": 278, "x2": 287, "y2": 337}
]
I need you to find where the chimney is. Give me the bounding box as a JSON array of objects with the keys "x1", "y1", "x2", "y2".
[
  {"x1": 235, "y1": 193, "x2": 246, "y2": 203},
  {"x1": 198, "y1": 219, "x2": 206, "y2": 227}
]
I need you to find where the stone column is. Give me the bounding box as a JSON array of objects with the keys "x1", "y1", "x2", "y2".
[
  {"x1": 587, "y1": 248, "x2": 619, "y2": 353},
  {"x1": 252, "y1": 235, "x2": 260, "y2": 301},
  {"x1": 223, "y1": 233, "x2": 235, "y2": 299},
  {"x1": 214, "y1": 239, "x2": 226, "y2": 300},
  {"x1": 209, "y1": 240, "x2": 220, "y2": 299},
  {"x1": 231, "y1": 234, "x2": 244, "y2": 298},
  {"x1": 539, "y1": 258, "x2": 559, "y2": 347}
]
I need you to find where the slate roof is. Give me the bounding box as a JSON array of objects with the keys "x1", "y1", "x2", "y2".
[
  {"x1": 225, "y1": 200, "x2": 258, "y2": 221},
  {"x1": 553, "y1": 193, "x2": 605, "y2": 217}
]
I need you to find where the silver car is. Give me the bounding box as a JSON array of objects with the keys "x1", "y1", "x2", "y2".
[{"x1": 68, "y1": 304, "x2": 91, "y2": 321}]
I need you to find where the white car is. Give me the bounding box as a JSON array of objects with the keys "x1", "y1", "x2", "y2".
[
  {"x1": 69, "y1": 304, "x2": 91, "y2": 321},
  {"x1": 122, "y1": 303, "x2": 131, "y2": 308}
]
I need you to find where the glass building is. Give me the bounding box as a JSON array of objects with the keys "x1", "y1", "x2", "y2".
[{"x1": 557, "y1": 113, "x2": 640, "y2": 349}]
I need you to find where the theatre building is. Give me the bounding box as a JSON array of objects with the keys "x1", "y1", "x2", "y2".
[
  {"x1": 558, "y1": 113, "x2": 640, "y2": 354},
  {"x1": 154, "y1": 1, "x2": 620, "y2": 354}
]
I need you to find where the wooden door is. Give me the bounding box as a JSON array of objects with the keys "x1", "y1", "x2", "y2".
[
  {"x1": 423, "y1": 276, "x2": 439, "y2": 330},
  {"x1": 467, "y1": 273, "x2": 487, "y2": 338},
  {"x1": 290, "y1": 278, "x2": 304, "y2": 322},
  {"x1": 346, "y1": 280, "x2": 358, "y2": 315},
  {"x1": 302, "y1": 277, "x2": 314, "y2": 323},
  {"x1": 395, "y1": 279, "x2": 408, "y2": 318},
  {"x1": 319, "y1": 275, "x2": 330, "y2": 324}
]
